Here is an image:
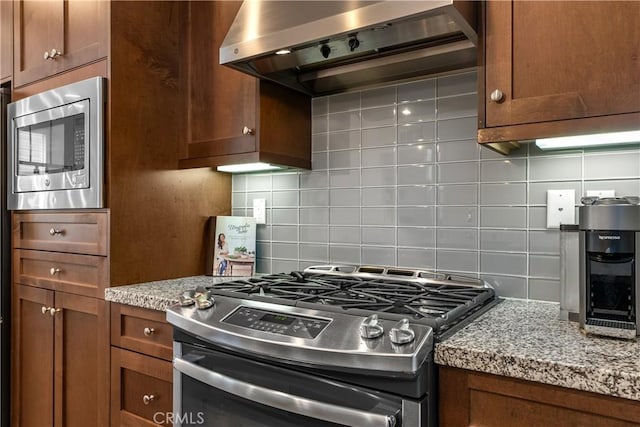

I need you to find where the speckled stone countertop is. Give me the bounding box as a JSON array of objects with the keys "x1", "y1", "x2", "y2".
[
  {"x1": 435, "y1": 298, "x2": 640, "y2": 401},
  {"x1": 104, "y1": 276, "x2": 247, "y2": 311}
]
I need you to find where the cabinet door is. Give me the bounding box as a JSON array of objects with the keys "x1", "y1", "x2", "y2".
[
  {"x1": 111, "y1": 347, "x2": 173, "y2": 426},
  {"x1": 484, "y1": 1, "x2": 640, "y2": 128},
  {"x1": 0, "y1": 0, "x2": 12, "y2": 82},
  {"x1": 12, "y1": 284, "x2": 55, "y2": 427},
  {"x1": 53, "y1": 292, "x2": 109, "y2": 427},
  {"x1": 182, "y1": 0, "x2": 257, "y2": 162},
  {"x1": 13, "y1": 0, "x2": 108, "y2": 87}
]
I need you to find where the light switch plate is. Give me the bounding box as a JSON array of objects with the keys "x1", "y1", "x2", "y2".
[
  {"x1": 547, "y1": 190, "x2": 575, "y2": 229},
  {"x1": 586, "y1": 190, "x2": 615, "y2": 198},
  {"x1": 253, "y1": 198, "x2": 266, "y2": 224}
]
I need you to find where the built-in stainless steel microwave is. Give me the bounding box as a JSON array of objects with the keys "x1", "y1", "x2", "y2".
[{"x1": 7, "y1": 77, "x2": 106, "y2": 210}]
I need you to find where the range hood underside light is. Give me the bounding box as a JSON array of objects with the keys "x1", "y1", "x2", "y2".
[
  {"x1": 217, "y1": 163, "x2": 283, "y2": 173},
  {"x1": 535, "y1": 130, "x2": 640, "y2": 150}
]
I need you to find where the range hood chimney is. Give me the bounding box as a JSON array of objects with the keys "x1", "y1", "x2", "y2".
[{"x1": 220, "y1": 1, "x2": 478, "y2": 96}]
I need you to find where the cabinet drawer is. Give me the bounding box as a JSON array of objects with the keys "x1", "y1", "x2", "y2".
[
  {"x1": 111, "y1": 304, "x2": 172, "y2": 361},
  {"x1": 13, "y1": 211, "x2": 108, "y2": 255},
  {"x1": 111, "y1": 347, "x2": 173, "y2": 427},
  {"x1": 13, "y1": 249, "x2": 108, "y2": 298}
]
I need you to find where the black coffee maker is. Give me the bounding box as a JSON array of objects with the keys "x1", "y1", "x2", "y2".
[{"x1": 579, "y1": 196, "x2": 639, "y2": 339}]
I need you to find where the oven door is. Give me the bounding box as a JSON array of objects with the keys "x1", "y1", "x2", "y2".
[{"x1": 173, "y1": 342, "x2": 406, "y2": 427}]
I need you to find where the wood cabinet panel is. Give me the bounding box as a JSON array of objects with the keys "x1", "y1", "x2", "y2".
[
  {"x1": 0, "y1": 0, "x2": 12, "y2": 82},
  {"x1": 111, "y1": 304, "x2": 172, "y2": 361},
  {"x1": 479, "y1": 1, "x2": 640, "y2": 151},
  {"x1": 111, "y1": 347, "x2": 173, "y2": 427},
  {"x1": 13, "y1": 211, "x2": 108, "y2": 256},
  {"x1": 14, "y1": 249, "x2": 108, "y2": 297},
  {"x1": 439, "y1": 367, "x2": 640, "y2": 427},
  {"x1": 179, "y1": 0, "x2": 311, "y2": 169},
  {"x1": 13, "y1": 0, "x2": 108, "y2": 87},
  {"x1": 12, "y1": 284, "x2": 55, "y2": 427},
  {"x1": 54, "y1": 292, "x2": 109, "y2": 427}
]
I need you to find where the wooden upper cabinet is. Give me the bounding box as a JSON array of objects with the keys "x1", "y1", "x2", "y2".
[
  {"x1": 180, "y1": 0, "x2": 311, "y2": 169},
  {"x1": 13, "y1": 0, "x2": 108, "y2": 87},
  {"x1": 0, "y1": 0, "x2": 12, "y2": 82},
  {"x1": 479, "y1": 1, "x2": 640, "y2": 152}
]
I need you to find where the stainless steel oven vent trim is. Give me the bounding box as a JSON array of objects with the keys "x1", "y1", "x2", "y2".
[
  {"x1": 7, "y1": 77, "x2": 106, "y2": 210},
  {"x1": 174, "y1": 357, "x2": 397, "y2": 427},
  {"x1": 220, "y1": 0, "x2": 478, "y2": 95}
]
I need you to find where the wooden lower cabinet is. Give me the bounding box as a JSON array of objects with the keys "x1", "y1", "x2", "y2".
[
  {"x1": 439, "y1": 366, "x2": 640, "y2": 427},
  {"x1": 111, "y1": 347, "x2": 173, "y2": 426},
  {"x1": 12, "y1": 284, "x2": 109, "y2": 427}
]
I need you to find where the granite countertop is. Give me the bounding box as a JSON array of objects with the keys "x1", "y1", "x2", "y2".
[
  {"x1": 435, "y1": 298, "x2": 640, "y2": 401},
  {"x1": 104, "y1": 275, "x2": 246, "y2": 311},
  {"x1": 106, "y1": 279, "x2": 640, "y2": 401}
]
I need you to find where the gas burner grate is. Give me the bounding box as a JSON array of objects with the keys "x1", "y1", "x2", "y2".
[{"x1": 208, "y1": 268, "x2": 496, "y2": 334}]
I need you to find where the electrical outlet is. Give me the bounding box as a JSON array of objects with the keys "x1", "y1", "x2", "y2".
[
  {"x1": 547, "y1": 190, "x2": 575, "y2": 229},
  {"x1": 253, "y1": 198, "x2": 266, "y2": 224},
  {"x1": 586, "y1": 190, "x2": 615, "y2": 198}
]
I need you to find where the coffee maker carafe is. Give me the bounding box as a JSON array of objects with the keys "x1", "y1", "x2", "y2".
[{"x1": 579, "y1": 196, "x2": 639, "y2": 339}]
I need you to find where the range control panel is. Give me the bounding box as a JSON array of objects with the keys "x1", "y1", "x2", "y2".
[{"x1": 223, "y1": 307, "x2": 330, "y2": 339}]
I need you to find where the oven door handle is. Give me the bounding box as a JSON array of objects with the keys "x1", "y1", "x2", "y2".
[{"x1": 174, "y1": 357, "x2": 397, "y2": 427}]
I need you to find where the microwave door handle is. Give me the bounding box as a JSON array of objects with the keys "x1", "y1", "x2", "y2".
[{"x1": 173, "y1": 357, "x2": 397, "y2": 427}]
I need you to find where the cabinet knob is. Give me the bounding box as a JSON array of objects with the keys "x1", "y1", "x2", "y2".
[
  {"x1": 49, "y1": 308, "x2": 62, "y2": 317},
  {"x1": 142, "y1": 394, "x2": 155, "y2": 405},
  {"x1": 143, "y1": 327, "x2": 155, "y2": 336},
  {"x1": 41, "y1": 306, "x2": 50, "y2": 315},
  {"x1": 49, "y1": 228, "x2": 64, "y2": 236},
  {"x1": 49, "y1": 48, "x2": 62, "y2": 59},
  {"x1": 242, "y1": 126, "x2": 254, "y2": 135},
  {"x1": 490, "y1": 89, "x2": 505, "y2": 103},
  {"x1": 50, "y1": 267, "x2": 61, "y2": 276},
  {"x1": 43, "y1": 51, "x2": 50, "y2": 60}
]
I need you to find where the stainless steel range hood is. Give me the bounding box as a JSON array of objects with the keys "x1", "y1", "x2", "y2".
[{"x1": 220, "y1": 1, "x2": 478, "y2": 96}]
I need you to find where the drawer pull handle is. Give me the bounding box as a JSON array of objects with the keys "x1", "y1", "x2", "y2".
[
  {"x1": 50, "y1": 268, "x2": 61, "y2": 276},
  {"x1": 142, "y1": 394, "x2": 155, "y2": 405},
  {"x1": 49, "y1": 308, "x2": 62, "y2": 317},
  {"x1": 143, "y1": 327, "x2": 155, "y2": 336},
  {"x1": 49, "y1": 228, "x2": 64, "y2": 236}
]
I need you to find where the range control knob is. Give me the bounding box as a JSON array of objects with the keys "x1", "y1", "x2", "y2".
[
  {"x1": 360, "y1": 314, "x2": 384, "y2": 339},
  {"x1": 389, "y1": 319, "x2": 415, "y2": 345}
]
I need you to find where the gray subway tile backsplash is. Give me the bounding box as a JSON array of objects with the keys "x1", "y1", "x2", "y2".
[
  {"x1": 436, "y1": 139, "x2": 479, "y2": 163},
  {"x1": 437, "y1": 71, "x2": 476, "y2": 97},
  {"x1": 397, "y1": 144, "x2": 435, "y2": 165},
  {"x1": 584, "y1": 151, "x2": 640, "y2": 179},
  {"x1": 329, "y1": 207, "x2": 360, "y2": 225},
  {"x1": 397, "y1": 227, "x2": 435, "y2": 248},
  {"x1": 481, "y1": 252, "x2": 527, "y2": 276},
  {"x1": 329, "y1": 130, "x2": 361, "y2": 151},
  {"x1": 437, "y1": 184, "x2": 478, "y2": 205},
  {"x1": 362, "y1": 246, "x2": 396, "y2": 265},
  {"x1": 480, "y1": 159, "x2": 526, "y2": 182},
  {"x1": 231, "y1": 70, "x2": 640, "y2": 303},
  {"x1": 329, "y1": 226, "x2": 360, "y2": 244},
  {"x1": 362, "y1": 126, "x2": 396, "y2": 148},
  {"x1": 397, "y1": 78, "x2": 436, "y2": 102},
  {"x1": 529, "y1": 156, "x2": 582, "y2": 181},
  {"x1": 480, "y1": 183, "x2": 526, "y2": 205},
  {"x1": 361, "y1": 86, "x2": 396, "y2": 109}
]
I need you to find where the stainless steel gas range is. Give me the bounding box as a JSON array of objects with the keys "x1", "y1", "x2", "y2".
[{"x1": 167, "y1": 265, "x2": 497, "y2": 427}]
